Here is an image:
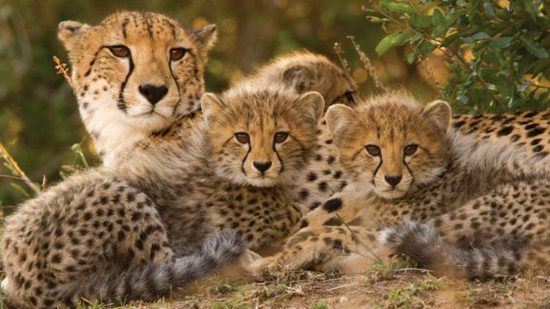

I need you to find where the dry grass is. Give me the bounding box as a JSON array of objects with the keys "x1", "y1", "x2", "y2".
[{"x1": 156, "y1": 261, "x2": 550, "y2": 309}]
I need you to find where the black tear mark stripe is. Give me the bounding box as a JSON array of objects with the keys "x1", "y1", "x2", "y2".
[
  {"x1": 122, "y1": 17, "x2": 130, "y2": 38},
  {"x1": 272, "y1": 139, "x2": 285, "y2": 174},
  {"x1": 168, "y1": 59, "x2": 182, "y2": 115},
  {"x1": 402, "y1": 156, "x2": 414, "y2": 180},
  {"x1": 118, "y1": 51, "x2": 134, "y2": 112},
  {"x1": 372, "y1": 155, "x2": 383, "y2": 186},
  {"x1": 241, "y1": 140, "x2": 252, "y2": 176},
  {"x1": 84, "y1": 49, "x2": 102, "y2": 77}
]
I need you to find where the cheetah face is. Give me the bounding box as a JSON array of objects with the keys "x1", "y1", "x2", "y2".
[
  {"x1": 202, "y1": 88, "x2": 324, "y2": 187},
  {"x1": 58, "y1": 11, "x2": 217, "y2": 139},
  {"x1": 327, "y1": 93, "x2": 451, "y2": 199}
]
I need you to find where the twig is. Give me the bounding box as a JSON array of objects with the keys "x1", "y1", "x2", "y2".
[
  {"x1": 335, "y1": 213, "x2": 383, "y2": 263},
  {"x1": 326, "y1": 283, "x2": 365, "y2": 292},
  {"x1": 333, "y1": 42, "x2": 356, "y2": 89},
  {"x1": 0, "y1": 143, "x2": 40, "y2": 194},
  {"x1": 395, "y1": 267, "x2": 432, "y2": 273},
  {"x1": 347, "y1": 35, "x2": 387, "y2": 92},
  {"x1": 53, "y1": 55, "x2": 75, "y2": 91}
]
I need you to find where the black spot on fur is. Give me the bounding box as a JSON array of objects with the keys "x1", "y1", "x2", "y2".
[
  {"x1": 323, "y1": 197, "x2": 343, "y2": 212},
  {"x1": 297, "y1": 188, "x2": 310, "y2": 201},
  {"x1": 497, "y1": 126, "x2": 513, "y2": 136},
  {"x1": 527, "y1": 127, "x2": 545, "y2": 137},
  {"x1": 306, "y1": 172, "x2": 318, "y2": 182}
]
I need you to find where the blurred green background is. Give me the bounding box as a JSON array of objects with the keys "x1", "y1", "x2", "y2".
[{"x1": 0, "y1": 0, "x2": 480, "y2": 206}]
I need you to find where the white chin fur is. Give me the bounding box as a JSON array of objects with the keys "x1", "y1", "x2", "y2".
[
  {"x1": 246, "y1": 177, "x2": 278, "y2": 187},
  {"x1": 217, "y1": 169, "x2": 280, "y2": 188},
  {"x1": 374, "y1": 188, "x2": 406, "y2": 200}
]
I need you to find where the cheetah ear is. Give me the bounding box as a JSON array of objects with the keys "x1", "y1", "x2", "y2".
[
  {"x1": 326, "y1": 104, "x2": 356, "y2": 136},
  {"x1": 191, "y1": 24, "x2": 218, "y2": 51},
  {"x1": 201, "y1": 92, "x2": 224, "y2": 123},
  {"x1": 425, "y1": 100, "x2": 451, "y2": 130},
  {"x1": 295, "y1": 91, "x2": 325, "y2": 123},
  {"x1": 58, "y1": 20, "x2": 91, "y2": 51},
  {"x1": 283, "y1": 65, "x2": 314, "y2": 93}
]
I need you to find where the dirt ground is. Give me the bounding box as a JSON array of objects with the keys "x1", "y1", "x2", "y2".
[
  {"x1": 1, "y1": 257, "x2": 549, "y2": 308},
  {"x1": 155, "y1": 260, "x2": 550, "y2": 309}
]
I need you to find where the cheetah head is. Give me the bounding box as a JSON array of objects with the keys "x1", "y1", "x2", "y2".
[
  {"x1": 326, "y1": 92, "x2": 451, "y2": 199},
  {"x1": 58, "y1": 11, "x2": 216, "y2": 160},
  {"x1": 201, "y1": 86, "x2": 324, "y2": 187},
  {"x1": 262, "y1": 52, "x2": 357, "y2": 109}
]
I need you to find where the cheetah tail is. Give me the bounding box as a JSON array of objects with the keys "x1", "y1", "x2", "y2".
[
  {"x1": 63, "y1": 230, "x2": 246, "y2": 305},
  {"x1": 379, "y1": 221, "x2": 550, "y2": 280}
]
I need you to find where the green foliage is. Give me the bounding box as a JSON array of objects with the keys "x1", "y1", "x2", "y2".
[{"x1": 369, "y1": 0, "x2": 550, "y2": 112}]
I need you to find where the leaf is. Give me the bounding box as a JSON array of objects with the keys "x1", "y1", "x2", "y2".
[
  {"x1": 411, "y1": 14, "x2": 432, "y2": 28},
  {"x1": 366, "y1": 16, "x2": 387, "y2": 23},
  {"x1": 483, "y1": 0, "x2": 496, "y2": 16},
  {"x1": 410, "y1": 33, "x2": 424, "y2": 44},
  {"x1": 462, "y1": 32, "x2": 490, "y2": 43},
  {"x1": 523, "y1": 39, "x2": 549, "y2": 59},
  {"x1": 416, "y1": 41, "x2": 437, "y2": 54},
  {"x1": 383, "y1": 2, "x2": 414, "y2": 14},
  {"x1": 442, "y1": 33, "x2": 461, "y2": 45},
  {"x1": 522, "y1": 0, "x2": 538, "y2": 20},
  {"x1": 406, "y1": 52, "x2": 416, "y2": 64},
  {"x1": 488, "y1": 37, "x2": 513, "y2": 48},
  {"x1": 431, "y1": 9, "x2": 444, "y2": 25},
  {"x1": 494, "y1": 80, "x2": 514, "y2": 97},
  {"x1": 375, "y1": 30, "x2": 414, "y2": 56}
]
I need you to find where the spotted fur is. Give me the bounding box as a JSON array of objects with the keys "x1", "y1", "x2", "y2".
[
  {"x1": 1, "y1": 170, "x2": 245, "y2": 308},
  {"x1": 1, "y1": 86, "x2": 324, "y2": 307},
  {"x1": 249, "y1": 92, "x2": 550, "y2": 280},
  {"x1": 291, "y1": 99, "x2": 550, "y2": 213}
]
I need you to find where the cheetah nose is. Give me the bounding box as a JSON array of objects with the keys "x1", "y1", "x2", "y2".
[
  {"x1": 384, "y1": 175, "x2": 402, "y2": 187},
  {"x1": 139, "y1": 84, "x2": 168, "y2": 105},
  {"x1": 253, "y1": 161, "x2": 272, "y2": 173}
]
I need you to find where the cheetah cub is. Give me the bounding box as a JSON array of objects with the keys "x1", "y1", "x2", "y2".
[
  {"x1": 1, "y1": 85, "x2": 324, "y2": 307},
  {"x1": 58, "y1": 11, "x2": 217, "y2": 167},
  {"x1": 250, "y1": 92, "x2": 550, "y2": 280},
  {"x1": 235, "y1": 51, "x2": 357, "y2": 109},
  {"x1": 1, "y1": 169, "x2": 244, "y2": 308}
]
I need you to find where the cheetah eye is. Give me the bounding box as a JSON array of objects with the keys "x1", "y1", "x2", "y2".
[
  {"x1": 344, "y1": 91, "x2": 355, "y2": 105},
  {"x1": 108, "y1": 45, "x2": 130, "y2": 58},
  {"x1": 274, "y1": 132, "x2": 289, "y2": 143},
  {"x1": 365, "y1": 145, "x2": 381, "y2": 156},
  {"x1": 235, "y1": 132, "x2": 250, "y2": 144},
  {"x1": 404, "y1": 144, "x2": 418, "y2": 156},
  {"x1": 170, "y1": 48, "x2": 188, "y2": 61}
]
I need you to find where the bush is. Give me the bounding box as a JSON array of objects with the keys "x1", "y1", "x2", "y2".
[{"x1": 367, "y1": 0, "x2": 549, "y2": 112}]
